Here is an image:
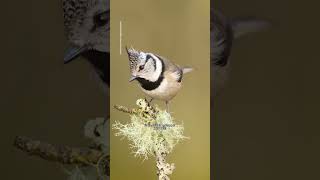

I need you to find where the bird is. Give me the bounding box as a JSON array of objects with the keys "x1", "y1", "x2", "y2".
[
  {"x1": 125, "y1": 47, "x2": 193, "y2": 111},
  {"x1": 62, "y1": 0, "x2": 110, "y2": 89},
  {"x1": 211, "y1": 9, "x2": 271, "y2": 97}
]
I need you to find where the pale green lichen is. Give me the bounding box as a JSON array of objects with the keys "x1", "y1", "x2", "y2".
[{"x1": 113, "y1": 99, "x2": 187, "y2": 159}]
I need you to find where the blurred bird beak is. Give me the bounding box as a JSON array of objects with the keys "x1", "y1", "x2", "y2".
[
  {"x1": 129, "y1": 76, "x2": 137, "y2": 82},
  {"x1": 64, "y1": 45, "x2": 87, "y2": 64}
]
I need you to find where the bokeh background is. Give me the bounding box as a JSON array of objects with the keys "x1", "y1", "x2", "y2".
[
  {"x1": 1, "y1": 1, "x2": 106, "y2": 179},
  {"x1": 110, "y1": 0, "x2": 210, "y2": 179},
  {"x1": 213, "y1": 0, "x2": 320, "y2": 180}
]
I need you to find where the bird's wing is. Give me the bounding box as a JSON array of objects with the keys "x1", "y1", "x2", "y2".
[
  {"x1": 157, "y1": 55, "x2": 193, "y2": 74},
  {"x1": 155, "y1": 55, "x2": 178, "y2": 72},
  {"x1": 156, "y1": 55, "x2": 185, "y2": 82}
]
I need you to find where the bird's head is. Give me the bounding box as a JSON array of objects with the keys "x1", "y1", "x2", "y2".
[
  {"x1": 63, "y1": 0, "x2": 109, "y2": 63},
  {"x1": 125, "y1": 47, "x2": 162, "y2": 82}
]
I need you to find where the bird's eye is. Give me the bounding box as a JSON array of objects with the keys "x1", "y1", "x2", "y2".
[
  {"x1": 94, "y1": 10, "x2": 109, "y2": 27},
  {"x1": 139, "y1": 65, "x2": 145, "y2": 71}
]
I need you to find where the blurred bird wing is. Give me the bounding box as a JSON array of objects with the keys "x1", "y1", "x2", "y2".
[{"x1": 231, "y1": 17, "x2": 271, "y2": 38}]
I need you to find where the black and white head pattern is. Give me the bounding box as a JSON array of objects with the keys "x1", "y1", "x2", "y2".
[{"x1": 126, "y1": 47, "x2": 164, "y2": 86}]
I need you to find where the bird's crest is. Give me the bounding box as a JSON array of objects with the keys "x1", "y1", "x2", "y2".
[
  {"x1": 125, "y1": 46, "x2": 141, "y2": 72},
  {"x1": 62, "y1": 0, "x2": 88, "y2": 31}
]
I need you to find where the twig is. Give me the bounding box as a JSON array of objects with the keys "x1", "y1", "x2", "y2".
[
  {"x1": 114, "y1": 105, "x2": 136, "y2": 114},
  {"x1": 114, "y1": 99, "x2": 158, "y2": 119},
  {"x1": 13, "y1": 136, "x2": 107, "y2": 167},
  {"x1": 155, "y1": 147, "x2": 175, "y2": 180}
]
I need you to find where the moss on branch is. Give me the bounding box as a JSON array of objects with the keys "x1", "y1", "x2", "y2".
[{"x1": 113, "y1": 99, "x2": 187, "y2": 180}]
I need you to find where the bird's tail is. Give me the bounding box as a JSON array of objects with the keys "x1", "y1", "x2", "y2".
[
  {"x1": 231, "y1": 17, "x2": 271, "y2": 39},
  {"x1": 182, "y1": 66, "x2": 193, "y2": 74}
]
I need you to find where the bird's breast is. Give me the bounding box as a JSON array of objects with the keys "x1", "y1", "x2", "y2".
[{"x1": 141, "y1": 76, "x2": 182, "y2": 101}]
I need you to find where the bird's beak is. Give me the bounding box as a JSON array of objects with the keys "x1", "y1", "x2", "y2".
[
  {"x1": 64, "y1": 45, "x2": 87, "y2": 64},
  {"x1": 129, "y1": 76, "x2": 137, "y2": 82}
]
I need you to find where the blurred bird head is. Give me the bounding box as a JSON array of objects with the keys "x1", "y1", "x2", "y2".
[
  {"x1": 63, "y1": 0, "x2": 110, "y2": 64},
  {"x1": 211, "y1": 8, "x2": 271, "y2": 97}
]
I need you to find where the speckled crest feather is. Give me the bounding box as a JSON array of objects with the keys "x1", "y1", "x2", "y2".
[
  {"x1": 62, "y1": 0, "x2": 108, "y2": 46},
  {"x1": 126, "y1": 47, "x2": 141, "y2": 72},
  {"x1": 63, "y1": 0, "x2": 88, "y2": 32}
]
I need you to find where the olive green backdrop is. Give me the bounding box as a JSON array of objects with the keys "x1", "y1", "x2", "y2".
[{"x1": 110, "y1": 0, "x2": 210, "y2": 179}]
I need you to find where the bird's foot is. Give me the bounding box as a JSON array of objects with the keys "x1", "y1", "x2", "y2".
[
  {"x1": 165, "y1": 101, "x2": 170, "y2": 113},
  {"x1": 145, "y1": 98, "x2": 153, "y2": 106}
]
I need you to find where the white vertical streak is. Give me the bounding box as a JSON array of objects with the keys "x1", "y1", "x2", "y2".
[{"x1": 120, "y1": 21, "x2": 122, "y2": 55}]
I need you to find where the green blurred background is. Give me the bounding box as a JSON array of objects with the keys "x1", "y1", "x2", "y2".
[{"x1": 110, "y1": 0, "x2": 210, "y2": 179}]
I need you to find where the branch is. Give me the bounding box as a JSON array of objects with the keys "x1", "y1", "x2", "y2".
[
  {"x1": 114, "y1": 99, "x2": 158, "y2": 119},
  {"x1": 114, "y1": 105, "x2": 136, "y2": 114},
  {"x1": 13, "y1": 136, "x2": 107, "y2": 167},
  {"x1": 155, "y1": 148, "x2": 175, "y2": 180}
]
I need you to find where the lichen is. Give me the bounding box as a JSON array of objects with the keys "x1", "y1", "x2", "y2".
[{"x1": 112, "y1": 99, "x2": 187, "y2": 160}]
